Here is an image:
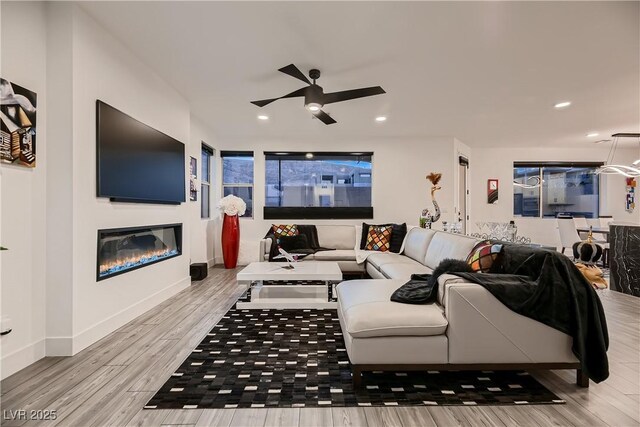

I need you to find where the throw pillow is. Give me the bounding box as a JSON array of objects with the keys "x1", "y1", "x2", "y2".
[
  {"x1": 278, "y1": 234, "x2": 311, "y2": 253},
  {"x1": 466, "y1": 240, "x2": 503, "y2": 273},
  {"x1": 364, "y1": 225, "x2": 393, "y2": 252},
  {"x1": 389, "y1": 223, "x2": 407, "y2": 253},
  {"x1": 360, "y1": 222, "x2": 407, "y2": 253},
  {"x1": 271, "y1": 224, "x2": 298, "y2": 242}
]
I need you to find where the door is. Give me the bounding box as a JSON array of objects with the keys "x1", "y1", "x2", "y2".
[{"x1": 458, "y1": 156, "x2": 469, "y2": 234}]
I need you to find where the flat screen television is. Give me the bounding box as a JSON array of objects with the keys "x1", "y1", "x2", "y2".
[{"x1": 96, "y1": 100, "x2": 185, "y2": 204}]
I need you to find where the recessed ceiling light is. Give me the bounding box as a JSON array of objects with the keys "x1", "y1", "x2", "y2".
[
  {"x1": 375, "y1": 116, "x2": 387, "y2": 122},
  {"x1": 305, "y1": 153, "x2": 314, "y2": 159},
  {"x1": 586, "y1": 132, "x2": 599, "y2": 137},
  {"x1": 258, "y1": 115, "x2": 269, "y2": 120},
  {"x1": 554, "y1": 101, "x2": 571, "y2": 109}
]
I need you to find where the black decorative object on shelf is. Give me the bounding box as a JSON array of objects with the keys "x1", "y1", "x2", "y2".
[{"x1": 190, "y1": 263, "x2": 208, "y2": 281}]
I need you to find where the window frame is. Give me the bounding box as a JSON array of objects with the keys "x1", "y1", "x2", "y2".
[
  {"x1": 221, "y1": 150, "x2": 254, "y2": 218},
  {"x1": 263, "y1": 151, "x2": 374, "y2": 220},
  {"x1": 512, "y1": 161, "x2": 603, "y2": 219},
  {"x1": 200, "y1": 144, "x2": 214, "y2": 219}
]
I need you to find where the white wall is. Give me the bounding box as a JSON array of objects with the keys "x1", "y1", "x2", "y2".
[
  {"x1": 0, "y1": 1, "x2": 48, "y2": 378},
  {"x1": 189, "y1": 115, "x2": 218, "y2": 267},
  {"x1": 213, "y1": 137, "x2": 458, "y2": 264},
  {"x1": 1, "y1": 3, "x2": 216, "y2": 376},
  {"x1": 69, "y1": 5, "x2": 191, "y2": 353},
  {"x1": 470, "y1": 145, "x2": 640, "y2": 248}
]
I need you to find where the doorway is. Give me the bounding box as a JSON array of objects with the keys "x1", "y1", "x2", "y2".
[{"x1": 458, "y1": 156, "x2": 469, "y2": 234}]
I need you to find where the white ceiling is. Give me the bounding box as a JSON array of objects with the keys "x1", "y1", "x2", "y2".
[{"x1": 79, "y1": 1, "x2": 640, "y2": 148}]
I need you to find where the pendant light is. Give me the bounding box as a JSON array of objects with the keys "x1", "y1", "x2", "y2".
[{"x1": 595, "y1": 133, "x2": 640, "y2": 178}]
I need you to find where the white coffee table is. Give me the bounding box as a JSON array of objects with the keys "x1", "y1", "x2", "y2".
[{"x1": 236, "y1": 261, "x2": 343, "y2": 309}]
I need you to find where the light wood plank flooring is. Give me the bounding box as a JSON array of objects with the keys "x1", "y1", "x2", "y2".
[{"x1": 1, "y1": 267, "x2": 638, "y2": 427}]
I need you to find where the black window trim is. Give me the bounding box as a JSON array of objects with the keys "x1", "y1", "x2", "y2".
[
  {"x1": 221, "y1": 150, "x2": 254, "y2": 218},
  {"x1": 200, "y1": 144, "x2": 214, "y2": 219},
  {"x1": 264, "y1": 207, "x2": 373, "y2": 220},
  {"x1": 264, "y1": 151, "x2": 374, "y2": 219},
  {"x1": 513, "y1": 161, "x2": 603, "y2": 219}
]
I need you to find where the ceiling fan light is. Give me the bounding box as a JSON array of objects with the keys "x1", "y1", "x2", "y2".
[
  {"x1": 554, "y1": 101, "x2": 571, "y2": 109},
  {"x1": 306, "y1": 102, "x2": 322, "y2": 113}
]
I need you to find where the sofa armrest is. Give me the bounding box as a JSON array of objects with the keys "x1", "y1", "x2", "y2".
[
  {"x1": 444, "y1": 282, "x2": 576, "y2": 364},
  {"x1": 436, "y1": 274, "x2": 466, "y2": 306},
  {"x1": 258, "y1": 238, "x2": 272, "y2": 262}
]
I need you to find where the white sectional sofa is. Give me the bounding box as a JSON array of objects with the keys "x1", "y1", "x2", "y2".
[
  {"x1": 338, "y1": 227, "x2": 584, "y2": 388},
  {"x1": 260, "y1": 225, "x2": 585, "y2": 387},
  {"x1": 259, "y1": 225, "x2": 365, "y2": 273}
]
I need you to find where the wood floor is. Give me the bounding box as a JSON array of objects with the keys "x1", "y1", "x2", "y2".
[{"x1": 1, "y1": 267, "x2": 638, "y2": 427}]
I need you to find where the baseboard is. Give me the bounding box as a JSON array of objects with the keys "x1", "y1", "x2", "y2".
[
  {"x1": 1, "y1": 339, "x2": 46, "y2": 380},
  {"x1": 214, "y1": 256, "x2": 223, "y2": 266},
  {"x1": 45, "y1": 336, "x2": 73, "y2": 356},
  {"x1": 208, "y1": 258, "x2": 216, "y2": 268},
  {"x1": 71, "y1": 276, "x2": 191, "y2": 354}
]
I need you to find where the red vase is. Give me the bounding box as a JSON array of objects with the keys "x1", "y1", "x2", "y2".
[{"x1": 221, "y1": 214, "x2": 240, "y2": 269}]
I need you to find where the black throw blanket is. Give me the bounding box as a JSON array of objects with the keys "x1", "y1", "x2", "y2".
[
  {"x1": 264, "y1": 225, "x2": 334, "y2": 262},
  {"x1": 451, "y1": 244, "x2": 609, "y2": 383}
]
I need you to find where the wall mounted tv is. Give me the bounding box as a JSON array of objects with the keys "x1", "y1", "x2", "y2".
[{"x1": 96, "y1": 100, "x2": 186, "y2": 204}]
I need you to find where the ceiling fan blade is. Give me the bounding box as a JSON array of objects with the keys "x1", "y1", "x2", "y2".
[
  {"x1": 278, "y1": 64, "x2": 311, "y2": 85},
  {"x1": 251, "y1": 87, "x2": 308, "y2": 107},
  {"x1": 323, "y1": 86, "x2": 386, "y2": 105},
  {"x1": 314, "y1": 110, "x2": 337, "y2": 125},
  {"x1": 250, "y1": 98, "x2": 279, "y2": 107}
]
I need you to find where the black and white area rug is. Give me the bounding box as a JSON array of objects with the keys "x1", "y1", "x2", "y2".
[{"x1": 145, "y1": 305, "x2": 564, "y2": 409}]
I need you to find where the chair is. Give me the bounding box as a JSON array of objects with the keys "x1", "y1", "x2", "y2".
[
  {"x1": 598, "y1": 216, "x2": 613, "y2": 229},
  {"x1": 586, "y1": 218, "x2": 600, "y2": 228},
  {"x1": 574, "y1": 217, "x2": 589, "y2": 239},
  {"x1": 557, "y1": 217, "x2": 580, "y2": 256}
]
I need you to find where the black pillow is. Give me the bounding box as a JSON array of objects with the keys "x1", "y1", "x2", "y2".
[
  {"x1": 361, "y1": 222, "x2": 407, "y2": 253},
  {"x1": 389, "y1": 223, "x2": 407, "y2": 253},
  {"x1": 278, "y1": 234, "x2": 311, "y2": 252},
  {"x1": 390, "y1": 274, "x2": 437, "y2": 304}
]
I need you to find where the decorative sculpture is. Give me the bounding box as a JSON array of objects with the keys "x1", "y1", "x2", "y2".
[
  {"x1": 420, "y1": 172, "x2": 442, "y2": 229},
  {"x1": 573, "y1": 228, "x2": 607, "y2": 289}
]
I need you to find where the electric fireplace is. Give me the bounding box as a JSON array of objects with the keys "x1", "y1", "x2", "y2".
[{"x1": 97, "y1": 223, "x2": 182, "y2": 281}]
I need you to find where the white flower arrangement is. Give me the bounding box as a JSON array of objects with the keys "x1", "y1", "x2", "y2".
[{"x1": 218, "y1": 194, "x2": 246, "y2": 216}]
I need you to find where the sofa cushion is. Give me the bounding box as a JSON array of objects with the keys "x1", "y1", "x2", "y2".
[
  {"x1": 380, "y1": 262, "x2": 432, "y2": 280},
  {"x1": 367, "y1": 252, "x2": 416, "y2": 270},
  {"x1": 317, "y1": 225, "x2": 356, "y2": 250},
  {"x1": 403, "y1": 228, "x2": 437, "y2": 263},
  {"x1": 337, "y1": 279, "x2": 448, "y2": 338},
  {"x1": 423, "y1": 232, "x2": 478, "y2": 269},
  {"x1": 312, "y1": 249, "x2": 356, "y2": 261}
]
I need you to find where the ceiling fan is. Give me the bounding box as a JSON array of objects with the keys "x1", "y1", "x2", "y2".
[{"x1": 251, "y1": 64, "x2": 386, "y2": 125}]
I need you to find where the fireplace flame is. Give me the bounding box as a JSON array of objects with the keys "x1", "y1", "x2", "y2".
[{"x1": 99, "y1": 248, "x2": 179, "y2": 277}]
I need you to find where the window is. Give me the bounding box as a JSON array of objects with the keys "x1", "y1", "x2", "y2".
[
  {"x1": 221, "y1": 151, "x2": 254, "y2": 218},
  {"x1": 264, "y1": 152, "x2": 373, "y2": 219},
  {"x1": 513, "y1": 162, "x2": 602, "y2": 218},
  {"x1": 201, "y1": 145, "x2": 214, "y2": 219}
]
